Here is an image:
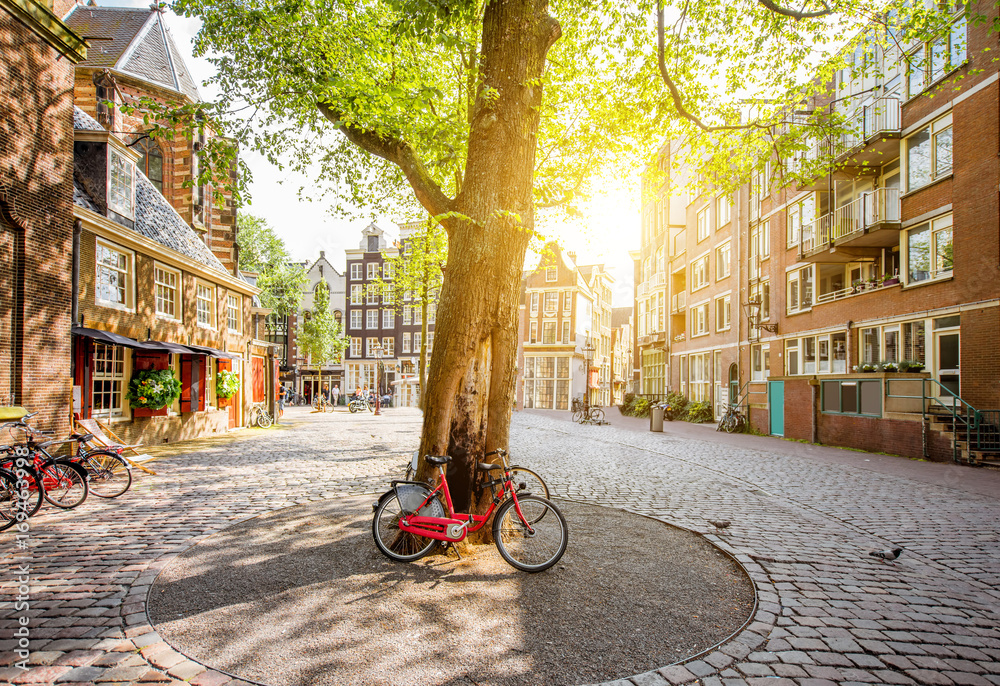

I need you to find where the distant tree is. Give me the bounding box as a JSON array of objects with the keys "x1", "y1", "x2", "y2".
[
  {"x1": 236, "y1": 213, "x2": 307, "y2": 318},
  {"x1": 378, "y1": 219, "x2": 448, "y2": 407},
  {"x1": 296, "y1": 281, "x2": 349, "y2": 398}
]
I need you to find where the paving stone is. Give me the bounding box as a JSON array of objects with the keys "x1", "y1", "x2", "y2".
[
  {"x1": 656, "y1": 665, "x2": 697, "y2": 684},
  {"x1": 905, "y1": 670, "x2": 957, "y2": 685},
  {"x1": 629, "y1": 671, "x2": 670, "y2": 686},
  {"x1": 54, "y1": 665, "x2": 105, "y2": 682},
  {"x1": 11, "y1": 665, "x2": 74, "y2": 683}
]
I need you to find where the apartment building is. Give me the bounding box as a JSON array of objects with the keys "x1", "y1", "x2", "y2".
[
  {"x1": 637, "y1": 0, "x2": 1000, "y2": 463},
  {"x1": 610, "y1": 307, "x2": 634, "y2": 405},
  {"x1": 394, "y1": 220, "x2": 440, "y2": 408},
  {"x1": 516, "y1": 243, "x2": 614, "y2": 410},
  {"x1": 294, "y1": 251, "x2": 346, "y2": 401}
]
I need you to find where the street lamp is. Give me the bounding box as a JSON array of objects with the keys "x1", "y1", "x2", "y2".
[
  {"x1": 582, "y1": 338, "x2": 596, "y2": 406},
  {"x1": 742, "y1": 297, "x2": 779, "y2": 340},
  {"x1": 372, "y1": 341, "x2": 383, "y2": 416}
]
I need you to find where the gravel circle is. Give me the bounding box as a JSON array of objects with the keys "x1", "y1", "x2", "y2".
[{"x1": 149, "y1": 495, "x2": 754, "y2": 686}]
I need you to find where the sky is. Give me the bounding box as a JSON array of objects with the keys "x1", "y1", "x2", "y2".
[{"x1": 94, "y1": 1, "x2": 641, "y2": 306}]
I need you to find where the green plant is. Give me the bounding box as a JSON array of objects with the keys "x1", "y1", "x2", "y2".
[
  {"x1": 685, "y1": 400, "x2": 714, "y2": 423},
  {"x1": 632, "y1": 397, "x2": 651, "y2": 417},
  {"x1": 126, "y1": 369, "x2": 181, "y2": 410},
  {"x1": 663, "y1": 391, "x2": 689, "y2": 421},
  {"x1": 878, "y1": 360, "x2": 898, "y2": 372},
  {"x1": 899, "y1": 359, "x2": 925, "y2": 373},
  {"x1": 217, "y1": 369, "x2": 241, "y2": 399}
]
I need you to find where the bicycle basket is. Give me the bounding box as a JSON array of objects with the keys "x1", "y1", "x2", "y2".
[{"x1": 393, "y1": 482, "x2": 445, "y2": 518}]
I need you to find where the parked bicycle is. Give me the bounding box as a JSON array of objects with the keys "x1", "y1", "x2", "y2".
[
  {"x1": 313, "y1": 396, "x2": 335, "y2": 413},
  {"x1": 0, "y1": 412, "x2": 89, "y2": 511},
  {"x1": 248, "y1": 402, "x2": 274, "y2": 428},
  {"x1": 67, "y1": 432, "x2": 133, "y2": 498},
  {"x1": 571, "y1": 397, "x2": 606, "y2": 425},
  {"x1": 349, "y1": 395, "x2": 374, "y2": 414},
  {"x1": 373, "y1": 448, "x2": 567, "y2": 572},
  {"x1": 401, "y1": 451, "x2": 549, "y2": 503},
  {"x1": 716, "y1": 404, "x2": 746, "y2": 433}
]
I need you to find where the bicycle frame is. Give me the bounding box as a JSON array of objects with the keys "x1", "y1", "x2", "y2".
[{"x1": 396, "y1": 461, "x2": 533, "y2": 543}]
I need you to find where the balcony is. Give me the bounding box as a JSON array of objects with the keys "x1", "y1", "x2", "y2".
[
  {"x1": 799, "y1": 188, "x2": 901, "y2": 263},
  {"x1": 651, "y1": 272, "x2": 668, "y2": 288},
  {"x1": 671, "y1": 291, "x2": 687, "y2": 313},
  {"x1": 833, "y1": 98, "x2": 902, "y2": 167},
  {"x1": 636, "y1": 280, "x2": 649, "y2": 297}
]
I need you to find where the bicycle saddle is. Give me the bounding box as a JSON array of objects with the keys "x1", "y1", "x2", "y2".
[
  {"x1": 477, "y1": 462, "x2": 501, "y2": 472},
  {"x1": 425, "y1": 455, "x2": 451, "y2": 466},
  {"x1": 69, "y1": 432, "x2": 95, "y2": 442}
]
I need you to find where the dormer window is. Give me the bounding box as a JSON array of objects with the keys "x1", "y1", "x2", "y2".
[
  {"x1": 108, "y1": 148, "x2": 135, "y2": 218},
  {"x1": 130, "y1": 135, "x2": 163, "y2": 193}
]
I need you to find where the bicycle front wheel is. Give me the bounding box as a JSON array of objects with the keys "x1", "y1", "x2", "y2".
[
  {"x1": 509, "y1": 467, "x2": 550, "y2": 500},
  {"x1": 83, "y1": 452, "x2": 132, "y2": 498},
  {"x1": 0, "y1": 469, "x2": 43, "y2": 531},
  {"x1": 258, "y1": 411, "x2": 273, "y2": 429},
  {"x1": 372, "y1": 493, "x2": 438, "y2": 562},
  {"x1": 572, "y1": 410, "x2": 584, "y2": 423},
  {"x1": 41, "y1": 461, "x2": 88, "y2": 509},
  {"x1": 589, "y1": 408, "x2": 605, "y2": 423},
  {"x1": 492, "y1": 495, "x2": 567, "y2": 573}
]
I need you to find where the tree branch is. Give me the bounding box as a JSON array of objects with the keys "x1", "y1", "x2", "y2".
[
  {"x1": 757, "y1": 0, "x2": 834, "y2": 20},
  {"x1": 317, "y1": 103, "x2": 455, "y2": 220}
]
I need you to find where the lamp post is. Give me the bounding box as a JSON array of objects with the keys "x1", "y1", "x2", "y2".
[
  {"x1": 373, "y1": 341, "x2": 383, "y2": 416},
  {"x1": 742, "y1": 297, "x2": 779, "y2": 341},
  {"x1": 582, "y1": 338, "x2": 596, "y2": 407}
]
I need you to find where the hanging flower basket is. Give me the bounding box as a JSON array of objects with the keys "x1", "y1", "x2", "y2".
[
  {"x1": 217, "y1": 370, "x2": 241, "y2": 399},
  {"x1": 126, "y1": 369, "x2": 181, "y2": 410}
]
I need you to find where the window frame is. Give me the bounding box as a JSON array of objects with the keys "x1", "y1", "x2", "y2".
[
  {"x1": 691, "y1": 254, "x2": 710, "y2": 291},
  {"x1": 226, "y1": 294, "x2": 241, "y2": 333},
  {"x1": 545, "y1": 267, "x2": 557, "y2": 282},
  {"x1": 367, "y1": 310, "x2": 379, "y2": 329},
  {"x1": 366, "y1": 262, "x2": 379, "y2": 280},
  {"x1": 715, "y1": 294, "x2": 731, "y2": 332},
  {"x1": 350, "y1": 310, "x2": 362, "y2": 330},
  {"x1": 350, "y1": 263, "x2": 362, "y2": 280},
  {"x1": 904, "y1": 213, "x2": 953, "y2": 285},
  {"x1": 95, "y1": 239, "x2": 135, "y2": 310},
  {"x1": 196, "y1": 280, "x2": 216, "y2": 329},
  {"x1": 350, "y1": 284, "x2": 363, "y2": 305},
  {"x1": 904, "y1": 113, "x2": 953, "y2": 193},
  {"x1": 153, "y1": 262, "x2": 180, "y2": 320},
  {"x1": 696, "y1": 207, "x2": 710, "y2": 242},
  {"x1": 107, "y1": 146, "x2": 136, "y2": 218},
  {"x1": 715, "y1": 241, "x2": 731, "y2": 280}
]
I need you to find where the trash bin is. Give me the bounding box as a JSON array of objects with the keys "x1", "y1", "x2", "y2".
[{"x1": 650, "y1": 405, "x2": 664, "y2": 432}]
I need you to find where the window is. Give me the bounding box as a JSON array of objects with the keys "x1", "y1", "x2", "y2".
[
  {"x1": 428, "y1": 304, "x2": 437, "y2": 323},
  {"x1": 153, "y1": 264, "x2": 178, "y2": 319},
  {"x1": 383, "y1": 285, "x2": 394, "y2": 305},
  {"x1": 530, "y1": 292, "x2": 539, "y2": 314},
  {"x1": 906, "y1": 17, "x2": 967, "y2": 98},
  {"x1": 717, "y1": 195, "x2": 731, "y2": 228},
  {"x1": 544, "y1": 292, "x2": 558, "y2": 313},
  {"x1": 383, "y1": 263, "x2": 394, "y2": 280},
  {"x1": 367, "y1": 263, "x2": 379, "y2": 280},
  {"x1": 366, "y1": 284, "x2": 379, "y2": 305},
  {"x1": 131, "y1": 136, "x2": 163, "y2": 193},
  {"x1": 382, "y1": 337, "x2": 394, "y2": 356},
  {"x1": 785, "y1": 339, "x2": 799, "y2": 375},
  {"x1": 196, "y1": 281, "x2": 215, "y2": 327},
  {"x1": 413, "y1": 332, "x2": 421, "y2": 351},
  {"x1": 350, "y1": 285, "x2": 363, "y2": 305},
  {"x1": 906, "y1": 114, "x2": 952, "y2": 191},
  {"x1": 108, "y1": 148, "x2": 135, "y2": 218},
  {"x1": 689, "y1": 352, "x2": 710, "y2": 402},
  {"x1": 350, "y1": 337, "x2": 362, "y2": 358},
  {"x1": 749, "y1": 222, "x2": 769, "y2": 278},
  {"x1": 91, "y1": 343, "x2": 126, "y2": 418},
  {"x1": 751, "y1": 344, "x2": 770, "y2": 381},
  {"x1": 350, "y1": 310, "x2": 362, "y2": 329},
  {"x1": 862, "y1": 327, "x2": 880, "y2": 365},
  {"x1": 542, "y1": 321, "x2": 556, "y2": 344},
  {"x1": 903, "y1": 321, "x2": 926, "y2": 364},
  {"x1": 95, "y1": 241, "x2": 133, "y2": 308},
  {"x1": 403, "y1": 333, "x2": 411, "y2": 353},
  {"x1": 227, "y1": 295, "x2": 240, "y2": 333},
  {"x1": 691, "y1": 255, "x2": 709, "y2": 290},
  {"x1": 822, "y1": 379, "x2": 882, "y2": 416},
  {"x1": 716, "y1": 242, "x2": 731, "y2": 280},
  {"x1": 366, "y1": 337, "x2": 378, "y2": 357},
  {"x1": 427, "y1": 332, "x2": 434, "y2": 351},
  {"x1": 350, "y1": 263, "x2": 362, "y2": 280},
  {"x1": 383, "y1": 309, "x2": 394, "y2": 328},
  {"x1": 906, "y1": 214, "x2": 953, "y2": 283},
  {"x1": 715, "y1": 295, "x2": 731, "y2": 332},
  {"x1": 749, "y1": 280, "x2": 770, "y2": 321},
  {"x1": 367, "y1": 310, "x2": 378, "y2": 329},
  {"x1": 691, "y1": 302, "x2": 709, "y2": 336},
  {"x1": 546, "y1": 267, "x2": 557, "y2": 282},
  {"x1": 561, "y1": 320, "x2": 570, "y2": 344},
  {"x1": 697, "y1": 207, "x2": 709, "y2": 242},
  {"x1": 786, "y1": 266, "x2": 813, "y2": 314},
  {"x1": 563, "y1": 291, "x2": 572, "y2": 313},
  {"x1": 529, "y1": 322, "x2": 537, "y2": 344},
  {"x1": 413, "y1": 307, "x2": 422, "y2": 326},
  {"x1": 522, "y1": 357, "x2": 570, "y2": 409}
]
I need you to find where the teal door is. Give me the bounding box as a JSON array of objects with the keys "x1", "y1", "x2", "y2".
[{"x1": 768, "y1": 381, "x2": 784, "y2": 436}]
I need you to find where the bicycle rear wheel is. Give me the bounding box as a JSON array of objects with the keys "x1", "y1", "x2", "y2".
[
  {"x1": 258, "y1": 411, "x2": 273, "y2": 428},
  {"x1": 372, "y1": 492, "x2": 438, "y2": 562},
  {"x1": 0, "y1": 469, "x2": 43, "y2": 531},
  {"x1": 492, "y1": 495, "x2": 567, "y2": 572},
  {"x1": 509, "y1": 467, "x2": 549, "y2": 500},
  {"x1": 82, "y1": 452, "x2": 132, "y2": 498},
  {"x1": 1, "y1": 463, "x2": 44, "y2": 517},
  {"x1": 40, "y1": 461, "x2": 88, "y2": 509},
  {"x1": 589, "y1": 408, "x2": 605, "y2": 423}
]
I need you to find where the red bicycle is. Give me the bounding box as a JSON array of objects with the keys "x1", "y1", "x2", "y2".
[{"x1": 372, "y1": 448, "x2": 568, "y2": 572}]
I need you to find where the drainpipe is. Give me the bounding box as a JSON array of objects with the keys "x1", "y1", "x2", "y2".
[{"x1": 71, "y1": 219, "x2": 82, "y2": 327}]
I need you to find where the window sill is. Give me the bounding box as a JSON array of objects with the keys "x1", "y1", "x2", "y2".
[
  {"x1": 96, "y1": 300, "x2": 135, "y2": 313},
  {"x1": 197, "y1": 322, "x2": 215, "y2": 330},
  {"x1": 901, "y1": 272, "x2": 953, "y2": 289},
  {"x1": 785, "y1": 308, "x2": 812, "y2": 316},
  {"x1": 901, "y1": 172, "x2": 953, "y2": 199},
  {"x1": 156, "y1": 313, "x2": 180, "y2": 322}
]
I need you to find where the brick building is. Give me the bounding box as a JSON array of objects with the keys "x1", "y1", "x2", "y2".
[
  {"x1": 610, "y1": 306, "x2": 633, "y2": 406},
  {"x1": 635, "y1": 1, "x2": 1000, "y2": 463},
  {"x1": 0, "y1": 0, "x2": 86, "y2": 434},
  {"x1": 294, "y1": 251, "x2": 346, "y2": 403},
  {"x1": 515, "y1": 244, "x2": 615, "y2": 410},
  {"x1": 71, "y1": 107, "x2": 259, "y2": 443}
]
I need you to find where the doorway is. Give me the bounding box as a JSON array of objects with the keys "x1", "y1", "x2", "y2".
[
  {"x1": 934, "y1": 331, "x2": 960, "y2": 401},
  {"x1": 768, "y1": 380, "x2": 785, "y2": 436}
]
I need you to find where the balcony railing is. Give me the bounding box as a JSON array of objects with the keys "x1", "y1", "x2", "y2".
[
  {"x1": 671, "y1": 291, "x2": 687, "y2": 313},
  {"x1": 832, "y1": 98, "x2": 901, "y2": 159},
  {"x1": 800, "y1": 188, "x2": 900, "y2": 256},
  {"x1": 636, "y1": 280, "x2": 649, "y2": 297},
  {"x1": 652, "y1": 272, "x2": 668, "y2": 287},
  {"x1": 815, "y1": 275, "x2": 901, "y2": 305}
]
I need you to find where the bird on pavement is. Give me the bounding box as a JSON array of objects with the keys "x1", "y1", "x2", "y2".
[
  {"x1": 707, "y1": 519, "x2": 731, "y2": 532},
  {"x1": 869, "y1": 547, "x2": 903, "y2": 562}
]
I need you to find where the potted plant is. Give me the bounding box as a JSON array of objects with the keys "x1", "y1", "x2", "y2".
[
  {"x1": 852, "y1": 363, "x2": 877, "y2": 373},
  {"x1": 127, "y1": 369, "x2": 182, "y2": 416},
  {"x1": 216, "y1": 370, "x2": 241, "y2": 406},
  {"x1": 899, "y1": 359, "x2": 925, "y2": 373},
  {"x1": 883, "y1": 273, "x2": 900, "y2": 286},
  {"x1": 878, "y1": 361, "x2": 898, "y2": 372}
]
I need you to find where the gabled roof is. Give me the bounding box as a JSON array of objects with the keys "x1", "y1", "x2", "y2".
[
  {"x1": 65, "y1": 6, "x2": 200, "y2": 102},
  {"x1": 611, "y1": 307, "x2": 633, "y2": 329},
  {"x1": 73, "y1": 106, "x2": 227, "y2": 275}
]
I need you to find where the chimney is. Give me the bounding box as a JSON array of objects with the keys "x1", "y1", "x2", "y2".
[
  {"x1": 567, "y1": 251, "x2": 577, "y2": 262},
  {"x1": 319, "y1": 250, "x2": 325, "y2": 259}
]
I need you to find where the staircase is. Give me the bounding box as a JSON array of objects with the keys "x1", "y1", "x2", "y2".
[{"x1": 925, "y1": 405, "x2": 1000, "y2": 466}]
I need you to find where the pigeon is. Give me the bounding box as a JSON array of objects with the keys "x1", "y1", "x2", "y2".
[
  {"x1": 707, "y1": 519, "x2": 731, "y2": 531},
  {"x1": 869, "y1": 547, "x2": 903, "y2": 561}
]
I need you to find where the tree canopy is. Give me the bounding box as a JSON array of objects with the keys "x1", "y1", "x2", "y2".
[
  {"x1": 236, "y1": 213, "x2": 308, "y2": 317},
  {"x1": 296, "y1": 281, "x2": 348, "y2": 367}
]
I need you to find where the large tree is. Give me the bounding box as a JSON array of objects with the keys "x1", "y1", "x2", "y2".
[
  {"x1": 236, "y1": 213, "x2": 309, "y2": 318},
  {"x1": 172, "y1": 0, "x2": 978, "y2": 515}
]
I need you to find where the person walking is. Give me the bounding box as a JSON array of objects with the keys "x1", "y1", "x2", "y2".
[
  {"x1": 332, "y1": 385, "x2": 341, "y2": 408},
  {"x1": 276, "y1": 385, "x2": 286, "y2": 423}
]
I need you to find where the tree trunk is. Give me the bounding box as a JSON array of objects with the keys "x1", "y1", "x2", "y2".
[{"x1": 416, "y1": 0, "x2": 560, "y2": 537}]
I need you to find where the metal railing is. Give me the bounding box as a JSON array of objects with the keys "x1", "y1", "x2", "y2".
[
  {"x1": 815, "y1": 277, "x2": 900, "y2": 305},
  {"x1": 885, "y1": 377, "x2": 1000, "y2": 462},
  {"x1": 671, "y1": 291, "x2": 687, "y2": 313},
  {"x1": 832, "y1": 98, "x2": 901, "y2": 158},
  {"x1": 802, "y1": 188, "x2": 901, "y2": 253}
]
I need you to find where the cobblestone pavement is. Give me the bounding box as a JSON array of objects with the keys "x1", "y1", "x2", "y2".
[{"x1": 3, "y1": 406, "x2": 1000, "y2": 686}]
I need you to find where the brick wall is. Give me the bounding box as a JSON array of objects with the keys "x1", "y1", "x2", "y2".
[{"x1": 0, "y1": 9, "x2": 76, "y2": 435}]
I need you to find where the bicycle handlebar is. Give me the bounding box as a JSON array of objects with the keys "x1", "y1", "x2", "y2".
[{"x1": 484, "y1": 448, "x2": 507, "y2": 457}]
